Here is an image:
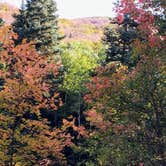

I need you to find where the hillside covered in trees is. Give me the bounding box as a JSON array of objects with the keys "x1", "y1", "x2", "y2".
[
  {"x1": 0, "y1": 0, "x2": 165, "y2": 165},
  {"x1": 0, "y1": 2, "x2": 110, "y2": 42}
]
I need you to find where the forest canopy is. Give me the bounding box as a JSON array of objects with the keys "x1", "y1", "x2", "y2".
[{"x1": 0, "y1": 0, "x2": 165, "y2": 165}]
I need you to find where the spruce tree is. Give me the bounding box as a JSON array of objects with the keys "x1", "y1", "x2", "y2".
[
  {"x1": 13, "y1": 0, "x2": 61, "y2": 56},
  {"x1": 103, "y1": 15, "x2": 138, "y2": 67},
  {"x1": 12, "y1": 3, "x2": 28, "y2": 44}
]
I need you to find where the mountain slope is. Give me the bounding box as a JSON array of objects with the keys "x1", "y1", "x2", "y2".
[{"x1": 59, "y1": 17, "x2": 109, "y2": 42}]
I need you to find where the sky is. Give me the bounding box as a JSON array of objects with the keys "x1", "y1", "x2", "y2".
[{"x1": 3, "y1": 0, "x2": 115, "y2": 18}]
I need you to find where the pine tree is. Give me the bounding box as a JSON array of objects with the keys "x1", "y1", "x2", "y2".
[
  {"x1": 13, "y1": 0, "x2": 61, "y2": 56},
  {"x1": 103, "y1": 15, "x2": 138, "y2": 67}
]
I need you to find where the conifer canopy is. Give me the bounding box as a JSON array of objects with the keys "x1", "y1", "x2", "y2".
[{"x1": 13, "y1": 0, "x2": 60, "y2": 55}]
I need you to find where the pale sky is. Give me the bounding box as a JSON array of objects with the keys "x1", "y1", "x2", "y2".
[{"x1": 3, "y1": 0, "x2": 115, "y2": 18}]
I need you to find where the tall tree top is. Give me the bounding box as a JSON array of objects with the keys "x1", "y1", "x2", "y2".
[{"x1": 13, "y1": 0, "x2": 61, "y2": 57}]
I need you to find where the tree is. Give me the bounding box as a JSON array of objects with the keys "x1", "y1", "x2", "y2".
[
  {"x1": 59, "y1": 41, "x2": 98, "y2": 125},
  {"x1": 13, "y1": 0, "x2": 61, "y2": 56},
  {"x1": 82, "y1": 0, "x2": 166, "y2": 165},
  {"x1": 103, "y1": 14, "x2": 138, "y2": 67},
  {"x1": 83, "y1": 62, "x2": 129, "y2": 166},
  {"x1": 12, "y1": 1, "x2": 28, "y2": 46},
  {"x1": 0, "y1": 28, "x2": 71, "y2": 165},
  {"x1": 0, "y1": 18, "x2": 4, "y2": 26},
  {"x1": 61, "y1": 41, "x2": 98, "y2": 94},
  {"x1": 117, "y1": 0, "x2": 166, "y2": 164},
  {"x1": 83, "y1": 44, "x2": 166, "y2": 165},
  {"x1": 0, "y1": 18, "x2": 4, "y2": 51},
  {"x1": 58, "y1": 41, "x2": 101, "y2": 165}
]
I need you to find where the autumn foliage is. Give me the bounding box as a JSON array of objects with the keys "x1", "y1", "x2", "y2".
[
  {"x1": 83, "y1": 0, "x2": 165, "y2": 165},
  {"x1": 0, "y1": 27, "x2": 72, "y2": 165},
  {"x1": 0, "y1": 0, "x2": 165, "y2": 165}
]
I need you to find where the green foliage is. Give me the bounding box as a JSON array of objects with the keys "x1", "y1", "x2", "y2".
[
  {"x1": 81, "y1": 1, "x2": 166, "y2": 164},
  {"x1": 0, "y1": 18, "x2": 4, "y2": 26},
  {"x1": 153, "y1": 0, "x2": 166, "y2": 35},
  {"x1": 58, "y1": 41, "x2": 102, "y2": 132},
  {"x1": 12, "y1": 8, "x2": 28, "y2": 44},
  {"x1": 83, "y1": 53, "x2": 165, "y2": 165},
  {"x1": 103, "y1": 16, "x2": 138, "y2": 67},
  {"x1": 61, "y1": 41, "x2": 100, "y2": 93},
  {"x1": 69, "y1": 136, "x2": 109, "y2": 166},
  {"x1": 13, "y1": 0, "x2": 61, "y2": 56},
  {"x1": 0, "y1": 18, "x2": 4, "y2": 51}
]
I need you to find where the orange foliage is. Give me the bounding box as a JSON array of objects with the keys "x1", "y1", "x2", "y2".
[{"x1": 0, "y1": 27, "x2": 72, "y2": 165}]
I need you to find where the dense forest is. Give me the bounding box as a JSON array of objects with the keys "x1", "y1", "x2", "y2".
[{"x1": 0, "y1": 0, "x2": 165, "y2": 165}]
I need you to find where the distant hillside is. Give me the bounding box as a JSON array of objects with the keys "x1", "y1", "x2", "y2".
[
  {"x1": 0, "y1": 3, "x2": 111, "y2": 42},
  {"x1": 0, "y1": 3, "x2": 18, "y2": 24},
  {"x1": 59, "y1": 17, "x2": 110, "y2": 42}
]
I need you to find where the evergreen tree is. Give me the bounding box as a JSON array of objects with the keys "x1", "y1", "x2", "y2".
[
  {"x1": 0, "y1": 18, "x2": 4, "y2": 27},
  {"x1": 103, "y1": 15, "x2": 138, "y2": 67},
  {"x1": 0, "y1": 18, "x2": 4, "y2": 90},
  {"x1": 0, "y1": 17, "x2": 4, "y2": 51},
  {"x1": 13, "y1": 0, "x2": 61, "y2": 56},
  {"x1": 154, "y1": 0, "x2": 166, "y2": 35},
  {"x1": 12, "y1": 1, "x2": 28, "y2": 45}
]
